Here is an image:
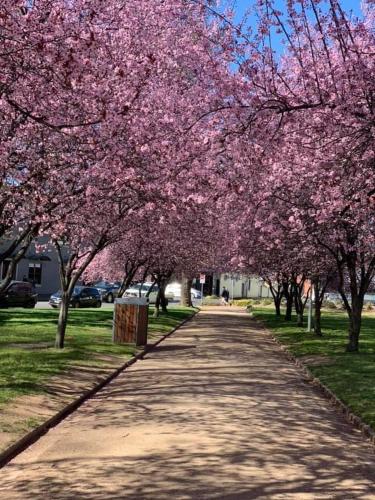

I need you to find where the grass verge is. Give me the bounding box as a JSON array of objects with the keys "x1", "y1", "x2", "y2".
[
  {"x1": 253, "y1": 306, "x2": 375, "y2": 430},
  {"x1": 0, "y1": 306, "x2": 194, "y2": 409}
]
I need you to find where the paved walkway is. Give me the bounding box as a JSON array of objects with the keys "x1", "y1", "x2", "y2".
[{"x1": 1, "y1": 308, "x2": 375, "y2": 499}]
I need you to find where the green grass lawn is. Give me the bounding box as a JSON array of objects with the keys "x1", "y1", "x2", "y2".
[
  {"x1": 0, "y1": 306, "x2": 194, "y2": 409},
  {"x1": 253, "y1": 306, "x2": 375, "y2": 429}
]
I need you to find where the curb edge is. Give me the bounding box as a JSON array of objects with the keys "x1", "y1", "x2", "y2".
[
  {"x1": 253, "y1": 315, "x2": 375, "y2": 447},
  {"x1": 0, "y1": 308, "x2": 199, "y2": 469}
]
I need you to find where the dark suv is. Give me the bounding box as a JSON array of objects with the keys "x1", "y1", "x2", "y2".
[
  {"x1": 0, "y1": 281, "x2": 38, "y2": 308},
  {"x1": 93, "y1": 281, "x2": 120, "y2": 303},
  {"x1": 49, "y1": 286, "x2": 102, "y2": 308}
]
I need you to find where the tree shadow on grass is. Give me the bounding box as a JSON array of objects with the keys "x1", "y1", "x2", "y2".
[{"x1": 1, "y1": 310, "x2": 375, "y2": 499}]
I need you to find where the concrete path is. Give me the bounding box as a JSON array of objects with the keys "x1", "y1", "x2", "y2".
[{"x1": 1, "y1": 308, "x2": 375, "y2": 499}]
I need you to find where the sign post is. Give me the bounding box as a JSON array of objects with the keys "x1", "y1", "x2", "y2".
[
  {"x1": 199, "y1": 274, "x2": 205, "y2": 305},
  {"x1": 305, "y1": 281, "x2": 313, "y2": 333}
]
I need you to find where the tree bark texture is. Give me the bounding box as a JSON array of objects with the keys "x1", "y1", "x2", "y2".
[
  {"x1": 283, "y1": 281, "x2": 293, "y2": 321},
  {"x1": 56, "y1": 291, "x2": 70, "y2": 349},
  {"x1": 181, "y1": 277, "x2": 193, "y2": 307}
]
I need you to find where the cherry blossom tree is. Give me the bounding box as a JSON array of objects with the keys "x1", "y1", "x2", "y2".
[
  {"x1": 223, "y1": 0, "x2": 375, "y2": 350},
  {"x1": 40, "y1": 0, "x2": 236, "y2": 347}
]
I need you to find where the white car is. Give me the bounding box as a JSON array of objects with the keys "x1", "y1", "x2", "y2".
[
  {"x1": 165, "y1": 282, "x2": 202, "y2": 301},
  {"x1": 125, "y1": 283, "x2": 159, "y2": 304}
]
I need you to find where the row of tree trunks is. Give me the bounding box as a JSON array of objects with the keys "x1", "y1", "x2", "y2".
[{"x1": 265, "y1": 277, "x2": 282, "y2": 316}]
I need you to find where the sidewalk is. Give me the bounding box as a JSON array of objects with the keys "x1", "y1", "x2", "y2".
[{"x1": 1, "y1": 307, "x2": 375, "y2": 499}]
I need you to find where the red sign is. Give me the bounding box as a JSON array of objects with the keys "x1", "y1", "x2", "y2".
[{"x1": 199, "y1": 274, "x2": 206, "y2": 284}]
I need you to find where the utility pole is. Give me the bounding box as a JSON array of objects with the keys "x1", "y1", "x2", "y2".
[{"x1": 307, "y1": 288, "x2": 313, "y2": 333}]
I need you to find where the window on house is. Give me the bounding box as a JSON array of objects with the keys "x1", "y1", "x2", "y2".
[{"x1": 28, "y1": 263, "x2": 42, "y2": 285}]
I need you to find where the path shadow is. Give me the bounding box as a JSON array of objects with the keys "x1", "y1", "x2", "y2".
[{"x1": 1, "y1": 310, "x2": 375, "y2": 499}]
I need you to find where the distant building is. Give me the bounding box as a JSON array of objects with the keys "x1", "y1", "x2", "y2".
[
  {"x1": 0, "y1": 236, "x2": 68, "y2": 299},
  {"x1": 192, "y1": 273, "x2": 272, "y2": 299}
]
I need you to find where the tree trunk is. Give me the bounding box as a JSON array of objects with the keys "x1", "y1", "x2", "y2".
[
  {"x1": 275, "y1": 298, "x2": 281, "y2": 316},
  {"x1": 56, "y1": 291, "x2": 70, "y2": 349},
  {"x1": 0, "y1": 225, "x2": 40, "y2": 294},
  {"x1": 160, "y1": 285, "x2": 168, "y2": 313},
  {"x1": 283, "y1": 281, "x2": 293, "y2": 320},
  {"x1": 292, "y1": 277, "x2": 308, "y2": 327},
  {"x1": 314, "y1": 300, "x2": 322, "y2": 337},
  {"x1": 152, "y1": 271, "x2": 172, "y2": 318},
  {"x1": 181, "y1": 277, "x2": 192, "y2": 307},
  {"x1": 266, "y1": 278, "x2": 283, "y2": 317},
  {"x1": 118, "y1": 266, "x2": 138, "y2": 298},
  {"x1": 153, "y1": 280, "x2": 168, "y2": 317},
  {"x1": 153, "y1": 293, "x2": 160, "y2": 318},
  {"x1": 336, "y1": 254, "x2": 371, "y2": 353},
  {"x1": 293, "y1": 286, "x2": 303, "y2": 326},
  {"x1": 296, "y1": 311, "x2": 304, "y2": 327},
  {"x1": 346, "y1": 298, "x2": 363, "y2": 352},
  {"x1": 314, "y1": 281, "x2": 322, "y2": 336},
  {"x1": 53, "y1": 237, "x2": 107, "y2": 349},
  {"x1": 285, "y1": 297, "x2": 292, "y2": 320}
]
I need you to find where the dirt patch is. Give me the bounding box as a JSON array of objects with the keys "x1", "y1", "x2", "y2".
[
  {"x1": 299, "y1": 354, "x2": 335, "y2": 366},
  {"x1": 6, "y1": 342, "x2": 54, "y2": 350}
]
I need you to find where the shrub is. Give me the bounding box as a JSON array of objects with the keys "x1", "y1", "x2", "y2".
[
  {"x1": 323, "y1": 300, "x2": 337, "y2": 309},
  {"x1": 261, "y1": 298, "x2": 273, "y2": 306},
  {"x1": 202, "y1": 297, "x2": 221, "y2": 305},
  {"x1": 232, "y1": 299, "x2": 253, "y2": 307}
]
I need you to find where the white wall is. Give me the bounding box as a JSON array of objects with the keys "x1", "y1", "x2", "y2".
[{"x1": 219, "y1": 274, "x2": 272, "y2": 299}]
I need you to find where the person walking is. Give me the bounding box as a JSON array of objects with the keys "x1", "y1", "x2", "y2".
[{"x1": 221, "y1": 287, "x2": 230, "y2": 306}]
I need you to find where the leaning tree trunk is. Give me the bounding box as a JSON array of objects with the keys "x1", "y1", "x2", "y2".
[
  {"x1": 0, "y1": 224, "x2": 40, "y2": 294},
  {"x1": 118, "y1": 265, "x2": 139, "y2": 298},
  {"x1": 56, "y1": 291, "x2": 70, "y2": 349},
  {"x1": 181, "y1": 277, "x2": 193, "y2": 307},
  {"x1": 54, "y1": 236, "x2": 107, "y2": 348}
]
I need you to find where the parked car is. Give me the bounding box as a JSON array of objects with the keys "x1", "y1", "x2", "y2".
[
  {"x1": 165, "y1": 282, "x2": 202, "y2": 301},
  {"x1": 49, "y1": 286, "x2": 102, "y2": 308},
  {"x1": 0, "y1": 281, "x2": 38, "y2": 308},
  {"x1": 93, "y1": 281, "x2": 120, "y2": 303},
  {"x1": 125, "y1": 282, "x2": 159, "y2": 304},
  {"x1": 324, "y1": 292, "x2": 342, "y2": 303}
]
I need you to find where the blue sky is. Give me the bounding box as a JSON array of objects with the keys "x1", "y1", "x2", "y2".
[
  {"x1": 229, "y1": 0, "x2": 364, "y2": 56},
  {"x1": 233, "y1": 0, "x2": 363, "y2": 21}
]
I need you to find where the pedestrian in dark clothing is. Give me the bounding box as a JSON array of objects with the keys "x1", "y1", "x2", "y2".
[{"x1": 221, "y1": 287, "x2": 230, "y2": 306}]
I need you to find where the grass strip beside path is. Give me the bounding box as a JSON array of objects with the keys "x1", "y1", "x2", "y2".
[
  {"x1": 253, "y1": 307, "x2": 375, "y2": 430},
  {"x1": 0, "y1": 306, "x2": 194, "y2": 409}
]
